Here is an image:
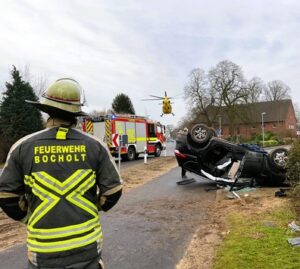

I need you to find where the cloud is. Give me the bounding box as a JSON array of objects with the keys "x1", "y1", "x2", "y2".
[{"x1": 1, "y1": 0, "x2": 300, "y2": 126}]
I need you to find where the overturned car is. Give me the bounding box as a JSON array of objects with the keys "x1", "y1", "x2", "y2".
[{"x1": 175, "y1": 124, "x2": 288, "y2": 186}]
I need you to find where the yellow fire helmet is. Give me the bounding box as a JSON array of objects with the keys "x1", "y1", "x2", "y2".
[{"x1": 26, "y1": 78, "x2": 87, "y2": 117}]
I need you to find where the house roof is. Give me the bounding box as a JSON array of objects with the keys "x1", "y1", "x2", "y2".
[{"x1": 216, "y1": 99, "x2": 294, "y2": 125}]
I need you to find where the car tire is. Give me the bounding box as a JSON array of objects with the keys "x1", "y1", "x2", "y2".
[
  {"x1": 190, "y1": 124, "x2": 212, "y2": 144},
  {"x1": 126, "y1": 146, "x2": 136, "y2": 161},
  {"x1": 269, "y1": 148, "x2": 288, "y2": 170},
  {"x1": 154, "y1": 145, "x2": 161, "y2": 157}
]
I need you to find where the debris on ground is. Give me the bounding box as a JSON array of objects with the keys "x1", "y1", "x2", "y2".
[
  {"x1": 275, "y1": 188, "x2": 289, "y2": 197},
  {"x1": 176, "y1": 178, "x2": 196, "y2": 185},
  {"x1": 288, "y1": 237, "x2": 300, "y2": 246},
  {"x1": 288, "y1": 221, "x2": 300, "y2": 232}
]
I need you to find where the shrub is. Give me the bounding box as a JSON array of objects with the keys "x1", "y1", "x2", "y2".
[
  {"x1": 286, "y1": 141, "x2": 300, "y2": 186},
  {"x1": 263, "y1": 140, "x2": 279, "y2": 147},
  {"x1": 283, "y1": 137, "x2": 295, "y2": 145}
]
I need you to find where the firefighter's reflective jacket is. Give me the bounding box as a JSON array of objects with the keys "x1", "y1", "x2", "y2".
[{"x1": 0, "y1": 119, "x2": 122, "y2": 267}]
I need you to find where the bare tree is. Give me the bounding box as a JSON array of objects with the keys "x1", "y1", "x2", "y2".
[
  {"x1": 264, "y1": 80, "x2": 291, "y2": 101},
  {"x1": 184, "y1": 68, "x2": 220, "y2": 126},
  {"x1": 208, "y1": 60, "x2": 248, "y2": 134},
  {"x1": 244, "y1": 77, "x2": 264, "y2": 103},
  {"x1": 88, "y1": 109, "x2": 113, "y2": 118},
  {"x1": 209, "y1": 60, "x2": 247, "y2": 106},
  {"x1": 32, "y1": 74, "x2": 49, "y2": 97},
  {"x1": 293, "y1": 102, "x2": 300, "y2": 123},
  {"x1": 20, "y1": 64, "x2": 48, "y2": 97},
  {"x1": 165, "y1": 124, "x2": 175, "y2": 139}
]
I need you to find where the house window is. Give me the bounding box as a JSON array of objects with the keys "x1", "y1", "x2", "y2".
[
  {"x1": 272, "y1": 123, "x2": 277, "y2": 128},
  {"x1": 251, "y1": 126, "x2": 256, "y2": 129},
  {"x1": 289, "y1": 125, "x2": 295, "y2": 129}
]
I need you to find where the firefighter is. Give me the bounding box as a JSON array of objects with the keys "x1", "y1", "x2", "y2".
[{"x1": 0, "y1": 78, "x2": 122, "y2": 269}]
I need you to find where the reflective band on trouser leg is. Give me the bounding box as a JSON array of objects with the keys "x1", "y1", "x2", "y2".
[{"x1": 24, "y1": 169, "x2": 102, "y2": 253}]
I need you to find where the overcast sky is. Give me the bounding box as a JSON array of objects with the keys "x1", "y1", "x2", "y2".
[{"x1": 1, "y1": 0, "x2": 300, "y2": 126}]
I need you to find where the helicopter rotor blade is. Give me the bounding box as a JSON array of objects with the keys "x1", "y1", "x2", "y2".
[
  {"x1": 141, "y1": 98, "x2": 162, "y2": 101},
  {"x1": 149, "y1": 95, "x2": 164, "y2": 99}
]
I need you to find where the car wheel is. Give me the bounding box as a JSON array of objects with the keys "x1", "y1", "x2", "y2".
[
  {"x1": 190, "y1": 124, "x2": 212, "y2": 144},
  {"x1": 269, "y1": 148, "x2": 288, "y2": 170},
  {"x1": 127, "y1": 146, "x2": 136, "y2": 161},
  {"x1": 154, "y1": 145, "x2": 161, "y2": 157}
]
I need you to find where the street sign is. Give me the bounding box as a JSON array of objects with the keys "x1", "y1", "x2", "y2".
[{"x1": 112, "y1": 133, "x2": 119, "y2": 147}]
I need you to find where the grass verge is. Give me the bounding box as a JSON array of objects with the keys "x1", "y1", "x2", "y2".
[{"x1": 212, "y1": 203, "x2": 300, "y2": 269}]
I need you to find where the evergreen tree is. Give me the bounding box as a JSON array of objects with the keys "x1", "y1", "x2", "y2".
[
  {"x1": 112, "y1": 93, "x2": 135, "y2": 114},
  {"x1": 0, "y1": 66, "x2": 43, "y2": 160}
]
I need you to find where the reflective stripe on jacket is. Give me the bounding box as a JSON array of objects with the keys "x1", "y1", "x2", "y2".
[{"x1": 0, "y1": 118, "x2": 122, "y2": 266}]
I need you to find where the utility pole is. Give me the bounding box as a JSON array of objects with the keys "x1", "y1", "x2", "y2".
[
  {"x1": 261, "y1": 112, "x2": 266, "y2": 147},
  {"x1": 218, "y1": 115, "x2": 222, "y2": 137}
]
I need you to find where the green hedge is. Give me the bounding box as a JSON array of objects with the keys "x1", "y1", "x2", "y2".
[
  {"x1": 286, "y1": 141, "x2": 300, "y2": 184},
  {"x1": 261, "y1": 140, "x2": 279, "y2": 147}
]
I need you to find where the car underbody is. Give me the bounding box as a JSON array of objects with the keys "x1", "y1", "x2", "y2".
[{"x1": 175, "y1": 124, "x2": 288, "y2": 186}]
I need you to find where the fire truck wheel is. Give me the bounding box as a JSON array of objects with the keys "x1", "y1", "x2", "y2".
[
  {"x1": 154, "y1": 145, "x2": 161, "y2": 157},
  {"x1": 126, "y1": 146, "x2": 136, "y2": 161}
]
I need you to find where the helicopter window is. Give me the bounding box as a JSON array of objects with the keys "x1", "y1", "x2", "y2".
[{"x1": 148, "y1": 124, "x2": 156, "y2": 137}]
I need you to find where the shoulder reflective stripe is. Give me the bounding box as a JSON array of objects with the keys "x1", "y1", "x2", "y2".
[
  {"x1": 3, "y1": 128, "x2": 49, "y2": 170},
  {"x1": 28, "y1": 226, "x2": 102, "y2": 253}
]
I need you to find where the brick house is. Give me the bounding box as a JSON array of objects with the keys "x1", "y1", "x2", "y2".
[{"x1": 211, "y1": 99, "x2": 297, "y2": 140}]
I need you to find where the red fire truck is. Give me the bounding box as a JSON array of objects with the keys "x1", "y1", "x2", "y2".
[{"x1": 81, "y1": 114, "x2": 166, "y2": 161}]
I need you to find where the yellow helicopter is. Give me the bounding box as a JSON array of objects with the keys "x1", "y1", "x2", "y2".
[{"x1": 142, "y1": 91, "x2": 175, "y2": 116}]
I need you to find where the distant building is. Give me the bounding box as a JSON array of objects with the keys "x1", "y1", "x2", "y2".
[{"x1": 211, "y1": 99, "x2": 297, "y2": 140}]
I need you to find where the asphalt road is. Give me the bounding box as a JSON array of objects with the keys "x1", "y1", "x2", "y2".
[
  {"x1": 116, "y1": 141, "x2": 175, "y2": 169},
  {"x1": 0, "y1": 167, "x2": 216, "y2": 269}
]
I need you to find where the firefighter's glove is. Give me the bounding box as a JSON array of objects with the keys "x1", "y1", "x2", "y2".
[
  {"x1": 98, "y1": 190, "x2": 122, "y2": 212},
  {"x1": 0, "y1": 196, "x2": 28, "y2": 221}
]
